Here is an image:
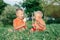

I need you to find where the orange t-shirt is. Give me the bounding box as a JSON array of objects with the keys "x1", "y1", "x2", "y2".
[{"x1": 13, "y1": 18, "x2": 26, "y2": 30}]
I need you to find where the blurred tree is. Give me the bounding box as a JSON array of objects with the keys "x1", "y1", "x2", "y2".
[
  {"x1": 0, "y1": 5, "x2": 16, "y2": 26},
  {"x1": 49, "y1": 5, "x2": 60, "y2": 18},
  {"x1": 0, "y1": 0, "x2": 7, "y2": 14},
  {"x1": 41, "y1": 0, "x2": 60, "y2": 18},
  {"x1": 22, "y1": 0, "x2": 43, "y2": 17}
]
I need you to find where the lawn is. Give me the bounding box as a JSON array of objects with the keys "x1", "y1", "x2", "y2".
[{"x1": 0, "y1": 21, "x2": 60, "y2": 40}]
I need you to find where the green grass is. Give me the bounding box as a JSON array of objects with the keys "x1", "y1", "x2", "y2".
[{"x1": 0, "y1": 21, "x2": 60, "y2": 40}]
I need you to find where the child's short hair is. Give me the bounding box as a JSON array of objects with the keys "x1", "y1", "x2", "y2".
[
  {"x1": 16, "y1": 8, "x2": 23, "y2": 12},
  {"x1": 34, "y1": 11, "x2": 43, "y2": 17}
]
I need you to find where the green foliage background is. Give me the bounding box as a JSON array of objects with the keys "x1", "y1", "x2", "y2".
[
  {"x1": 0, "y1": 0, "x2": 7, "y2": 14},
  {"x1": 22, "y1": 0, "x2": 43, "y2": 17},
  {"x1": 0, "y1": 5, "x2": 16, "y2": 26},
  {"x1": 0, "y1": 0, "x2": 60, "y2": 25}
]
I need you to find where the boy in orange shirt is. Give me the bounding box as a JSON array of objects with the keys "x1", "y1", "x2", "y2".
[
  {"x1": 31, "y1": 11, "x2": 46, "y2": 32},
  {"x1": 13, "y1": 9, "x2": 27, "y2": 31}
]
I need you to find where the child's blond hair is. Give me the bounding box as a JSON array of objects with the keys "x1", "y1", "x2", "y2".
[{"x1": 34, "y1": 11, "x2": 43, "y2": 17}]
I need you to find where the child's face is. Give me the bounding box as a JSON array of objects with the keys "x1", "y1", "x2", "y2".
[
  {"x1": 16, "y1": 10, "x2": 24, "y2": 19},
  {"x1": 34, "y1": 12, "x2": 43, "y2": 20}
]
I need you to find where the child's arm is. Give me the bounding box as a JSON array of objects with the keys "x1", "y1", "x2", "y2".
[
  {"x1": 38, "y1": 21, "x2": 46, "y2": 27},
  {"x1": 23, "y1": 18, "x2": 27, "y2": 29},
  {"x1": 13, "y1": 20, "x2": 26, "y2": 30},
  {"x1": 15, "y1": 18, "x2": 27, "y2": 30},
  {"x1": 36, "y1": 19, "x2": 46, "y2": 29},
  {"x1": 14, "y1": 23, "x2": 25, "y2": 30}
]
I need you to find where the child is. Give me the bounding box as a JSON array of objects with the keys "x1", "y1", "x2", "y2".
[
  {"x1": 13, "y1": 9, "x2": 27, "y2": 31},
  {"x1": 31, "y1": 11, "x2": 46, "y2": 32}
]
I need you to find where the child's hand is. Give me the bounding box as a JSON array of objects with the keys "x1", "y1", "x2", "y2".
[
  {"x1": 35, "y1": 25, "x2": 39, "y2": 29},
  {"x1": 23, "y1": 18, "x2": 27, "y2": 22},
  {"x1": 35, "y1": 23, "x2": 40, "y2": 29},
  {"x1": 32, "y1": 23, "x2": 36, "y2": 27},
  {"x1": 18, "y1": 23, "x2": 26, "y2": 29}
]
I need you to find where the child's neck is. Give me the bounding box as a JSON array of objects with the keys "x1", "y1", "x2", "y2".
[{"x1": 17, "y1": 17, "x2": 23, "y2": 20}]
